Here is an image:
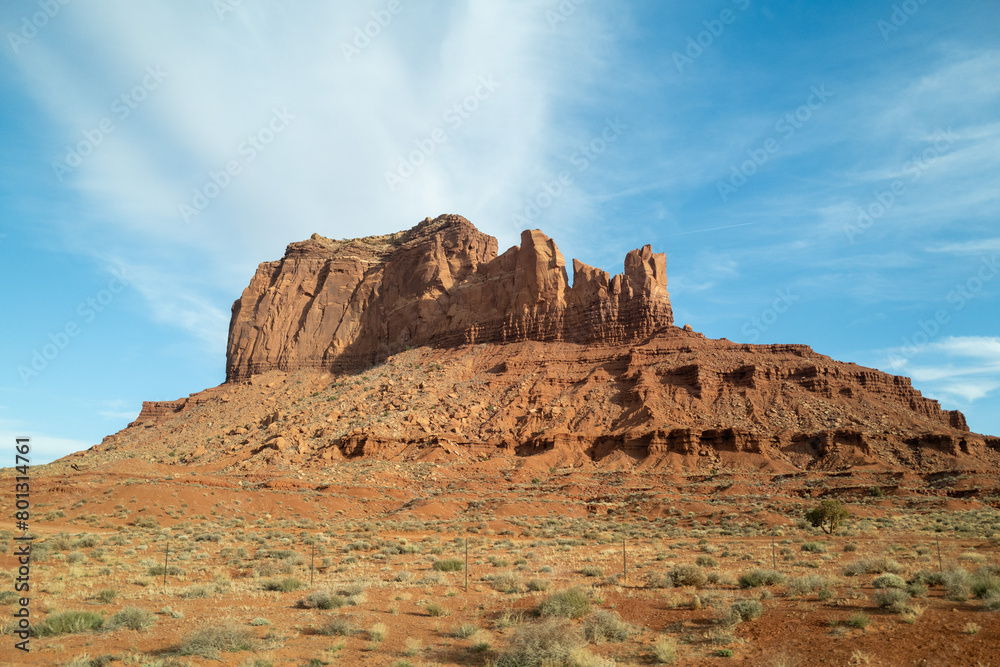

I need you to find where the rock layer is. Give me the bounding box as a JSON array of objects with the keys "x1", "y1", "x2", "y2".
[{"x1": 226, "y1": 215, "x2": 673, "y2": 381}]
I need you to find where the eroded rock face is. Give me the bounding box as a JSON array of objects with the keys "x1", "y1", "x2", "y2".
[{"x1": 226, "y1": 215, "x2": 673, "y2": 381}]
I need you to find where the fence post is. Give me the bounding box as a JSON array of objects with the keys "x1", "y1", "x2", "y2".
[
  {"x1": 465, "y1": 538, "x2": 469, "y2": 592},
  {"x1": 310, "y1": 542, "x2": 316, "y2": 586},
  {"x1": 163, "y1": 538, "x2": 170, "y2": 589},
  {"x1": 622, "y1": 537, "x2": 627, "y2": 584}
]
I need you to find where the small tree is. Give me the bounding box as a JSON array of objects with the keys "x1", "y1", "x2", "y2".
[{"x1": 805, "y1": 500, "x2": 849, "y2": 534}]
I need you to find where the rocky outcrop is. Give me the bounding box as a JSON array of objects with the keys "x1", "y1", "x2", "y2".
[{"x1": 226, "y1": 215, "x2": 673, "y2": 381}]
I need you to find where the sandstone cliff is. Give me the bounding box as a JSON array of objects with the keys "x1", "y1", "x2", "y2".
[
  {"x1": 226, "y1": 215, "x2": 673, "y2": 381},
  {"x1": 89, "y1": 215, "x2": 999, "y2": 473}
]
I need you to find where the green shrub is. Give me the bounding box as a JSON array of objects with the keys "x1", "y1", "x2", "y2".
[
  {"x1": 178, "y1": 624, "x2": 255, "y2": 658},
  {"x1": 579, "y1": 565, "x2": 604, "y2": 578},
  {"x1": 696, "y1": 555, "x2": 719, "y2": 568},
  {"x1": 872, "y1": 574, "x2": 906, "y2": 589},
  {"x1": 318, "y1": 615, "x2": 357, "y2": 636},
  {"x1": 96, "y1": 589, "x2": 117, "y2": 604},
  {"x1": 582, "y1": 610, "x2": 633, "y2": 643},
  {"x1": 299, "y1": 591, "x2": 346, "y2": 609},
  {"x1": 32, "y1": 611, "x2": 104, "y2": 637},
  {"x1": 106, "y1": 606, "x2": 157, "y2": 631},
  {"x1": 785, "y1": 574, "x2": 829, "y2": 597},
  {"x1": 452, "y1": 623, "x2": 479, "y2": 638},
  {"x1": 539, "y1": 588, "x2": 590, "y2": 619},
  {"x1": 943, "y1": 569, "x2": 972, "y2": 601},
  {"x1": 804, "y1": 500, "x2": 849, "y2": 534},
  {"x1": 262, "y1": 577, "x2": 304, "y2": 592},
  {"x1": 738, "y1": 569, "x2": 786, "y2": 588},
  {"x1": 669, "y1": 564, "x2": 707, "y2": 587},
  {"x1": 727, "y1": 599, "x2": 764, "y2": 624},
  {"x1": 845, "y1": 612, "x2": 870, "y2": 628},
  {"x1": 426, "y1": 602, "x2": 448, "y2": 617},
  {"x1": 801, "y1": 542, "x2": 827, "y2": 553},
  {"x1": 432, "y1": 558, "x2": 464, "y2": 572},
  {"x1": 369, "y1": 622, "x2": 387, "y2": 642},
  {"x1": 971, "y1": 571, "x2": 1000, "y2": 599},
  {"x1": 873, "y1": 588, "x2": 910, "y2": 611}
]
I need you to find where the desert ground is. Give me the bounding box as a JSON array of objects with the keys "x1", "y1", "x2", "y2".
[{"x1": 2, "y1": 460, "x2": 999, "y2": 667}]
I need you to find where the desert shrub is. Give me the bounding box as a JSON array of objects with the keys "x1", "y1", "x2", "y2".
[
  {"x1": 426, "y1": 602, "x2": 448, "y2": 617},
  {"x1": 432, "y1": 558, "x2": 464, "y2": 572},
  {"x1": 696, "y1": 555, "x2": 719, "y2": 568},
  {"x1": 452, "y1": 623, "x2": 479, "y2": 638},
  {"x1": 262, "y1": 577, "x2": 303, "y2": 592},
  {"x1": 582, "y1": 610, "x2": 633, "y2": 643},
  {"x1": 494, "y1": 617, "x2": 585, "y2": 667},
  {"x1": 32, "y1": 611, "x2": 104, "y2": 637},
  {"x1": 669, "y1": 564, "x2": 708, "y2": 587},
  {"x1": 873, "y1": 588, "x2": 910, "y2": 611},
  {"x1": 804, "y1": 500, "x2": 849, "y2": 534},
  {"x1": 785, "y1": 574, "x2": 829, "y2": 597},
  {"x1": 943, "y1": 569, "x2": 972, "y2": 601},
  {"x1": 369, "y1": 622, "x2": 387, "y2": 642},
  {"x1": 971, "y1": 570, "x2": 1000, "y2": 599},
  {"x1": 526, "y1": 578, "x2": 550, "y2": 592},
  {"x1": 106, "y1": 606, "x2": 157, "y2": 631},
  {"x1": 727, "y1": 599, "x2": 764, "y2": 624},
  {"x1": 539, "y1": 588, "x2": 590, "y2": 619},
  {"x1": 872, "y1": 574, "x2": 906, "y2": 589},
  {"x1": 177, "y1": 624, "x2": 256, "y2": 658},
  {"x1": 180, "y1": 585, "x2": 214, "y2": 599},
  {"x1": 908, "y1": 570, "x2": 945, "y2": 586},
  {"x1": 652, "y1": 636, "x2": 678, "y2": 664},
  {"x1": 906, "y1": 582, "x2": 929, "y2": 598},
  {"x1": 846, "y1": 612, "x2": 870, "y2": 628},
  {"x1": 493, "y1": 571, "x2": 524, "y2": 594},
  {"x1": 801, "y1": 542, "x2": 827, "y2": 553},
  {"x1": 96, "y1": 588, "x2": 117, "y2": 604},
  {"x1": 579, "y1": 565, "x2": 603, "y2": 578},
  {"x1": 844, "y1": 557, "x2": 904, "y2": 576},
  {"x1": 148, "y1": 565, "x2": 184, "y2": 576},
  {"x1": 739, "y1": 569, "x2": 786, "y2": 589},
  {"x1": 984, "y1": 592, "x2": 1000, "y2": 611},
  {"x1": 318, "y1": 615, "x2": 357, "y2": 636},
  {"x1": 299, "y1": 591, "x2": 346, "y2": 610}
]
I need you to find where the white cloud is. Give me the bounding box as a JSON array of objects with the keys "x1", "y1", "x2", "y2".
[{"x1": 9, "y1": 0, "x2": 622, "y2": 346}]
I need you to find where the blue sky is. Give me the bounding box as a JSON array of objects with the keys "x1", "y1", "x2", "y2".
[{"x1": 2, "y1": 0, "x2": 998, "y2": 463}]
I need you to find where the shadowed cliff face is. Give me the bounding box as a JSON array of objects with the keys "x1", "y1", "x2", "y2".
[{"x1": 225, "y1": 214, "x2": 674, "y2": 381}]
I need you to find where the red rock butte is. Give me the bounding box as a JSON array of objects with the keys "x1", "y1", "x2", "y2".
[
  {"x1": 226, "y1": 214, "x2": 673, "y2": 381},
  {"x1": 98, "y1": 215, "x2": 999, "y2": 473}
]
